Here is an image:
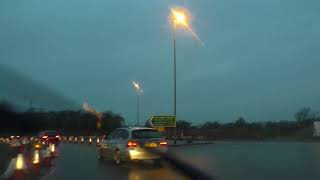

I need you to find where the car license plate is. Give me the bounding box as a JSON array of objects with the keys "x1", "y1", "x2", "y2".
[{"x1": 144, "y1": 143, "x2": 157, "y2": 148}]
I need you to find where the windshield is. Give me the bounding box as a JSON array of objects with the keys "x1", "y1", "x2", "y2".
[
  {"x1": 132, "y1": 129, "x2": 163, "y2": 139},
  {"x1": 1, "y1": 0, "x2": 320, "y2": 180},
  {"x1": 44, "y1": 131, "x2": 58, "y2": 136}
]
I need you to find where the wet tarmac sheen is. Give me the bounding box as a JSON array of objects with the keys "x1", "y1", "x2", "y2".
[
  {"x1": 43, "y1": 143, "x2": 187, "y2": 180},
  {"x1": 44, "y1": 142, "x2": 320, "y2": 180}
]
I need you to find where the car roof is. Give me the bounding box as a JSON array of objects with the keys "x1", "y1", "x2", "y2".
[
  {"x1": 117, "y1": 127, "x2": 156, "y2": 131},
  {"x1": 39, "y1": 130, "x2": 57, "y2": 135}
]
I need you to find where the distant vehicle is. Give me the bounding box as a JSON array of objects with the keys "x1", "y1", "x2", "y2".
[
  {"x1": 38, "y1": 130, "x2": 61, "y2": 146},
  {"x1": 98, "y1": 127, "x2": 168, "y2": 165}
]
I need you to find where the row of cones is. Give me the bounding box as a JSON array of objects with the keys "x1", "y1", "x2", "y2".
[
  {"x1": 63, "y1": 136, "x2": 101, "y2": 146},
  {"x1": 3, "y1": 143, "x2": 57, "y2": 180}
]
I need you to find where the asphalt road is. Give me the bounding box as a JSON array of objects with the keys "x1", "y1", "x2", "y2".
[
  {"x1": 4, "y1": 141, "x2": 318, "y2": 180},
  {"x1": 43, "y1": 143, "x2": 188, "y2": 180},
  {"x1": 0, "y1": 144, "x2": 10, "y2": 176}
]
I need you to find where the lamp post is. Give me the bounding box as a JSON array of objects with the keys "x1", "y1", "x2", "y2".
[
  {"x1": 132, "y1": 81, "x2": 143, "y2": 126},
  {"x1": 170, "y1": 8, "x2": 190, "y2": 144}
]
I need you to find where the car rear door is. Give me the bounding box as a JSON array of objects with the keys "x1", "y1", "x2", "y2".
[
  {"x1": 117, "y1": 129, "x2": 129, "y2": 154},
  {"x1": 101, "y1": 130, "x2": 121, "y2": 158}
]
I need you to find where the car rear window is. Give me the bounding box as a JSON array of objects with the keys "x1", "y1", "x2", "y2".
[
  {"x1": 45, "y1": 131, "x2": 57, "y2": 136},
  {"x1": 132, "y1": 129, "x2": 163, "y2": 139}
]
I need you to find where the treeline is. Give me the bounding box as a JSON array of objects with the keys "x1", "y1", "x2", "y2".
[
  {"x1": 1, "y1": 100, "x2": 319, "y2": 139},
  {"x1": 0, "y1": 101, "x2": 124, "y2": 135},
  {"x1": 175, "y1": 107, "x2": 319, "y2": 140}
]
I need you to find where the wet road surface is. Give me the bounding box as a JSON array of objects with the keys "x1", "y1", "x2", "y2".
[
  {"x1": 43, "y1": 143, "x2": 187, "y2": 180},
  {"x1": 42, "y1": 142, "x2": 320, "y2": 180}
]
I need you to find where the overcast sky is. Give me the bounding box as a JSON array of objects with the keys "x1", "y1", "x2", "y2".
[{"x1": 1, "y1": 0, "x2": 320, "y2": 124}]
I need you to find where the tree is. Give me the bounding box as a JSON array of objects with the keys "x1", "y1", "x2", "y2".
[
  {"x1": 295, "y1": 107, "x2": 311, "y2": 122},
  {"x1": 176, "y1": 120, "x2": 192, "y2": 130},
  {"x1": 201, "y1": 121, "x2": 221, "y2": 129},
  {"x1": 295, "y1": 107, "x2": 314, "y2": 128},
  {"x1": 101, "y1": 111, "x2": 124, "y2": 134},
  {"x1": 0, "y1": 100, "x2": 126, "y2": 135},
  {"x1": 235, "y1": 117, "x2": 247, "y2": 127}
]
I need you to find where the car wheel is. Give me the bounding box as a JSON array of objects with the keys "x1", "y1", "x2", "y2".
[{"x1": 113, "y1": 150, "x2": 121, "y2": 165}]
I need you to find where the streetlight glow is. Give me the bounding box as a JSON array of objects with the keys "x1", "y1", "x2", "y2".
[
  {"x1": 171, "y1": 9, "x2": 188, "y2": 27},
  {"x1": 131, "y1": 81, "x2": 143, "y2": 94},
  {"x1": 170, "y1": 7, "x2": 205, "y2": 47}
]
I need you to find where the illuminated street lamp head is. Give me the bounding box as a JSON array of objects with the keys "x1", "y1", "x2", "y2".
[
  {"x1": 170, "y1": 7, "x2": 205, "y2": 47},
  {"x1": 171, "y1": 8, "x2": 189, "y2": 28},
  {"x1": 131, "y1": 81, "x2": 143, "y2": 94}
]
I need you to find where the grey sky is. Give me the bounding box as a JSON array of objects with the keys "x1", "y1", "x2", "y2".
[{"x1": 1, "y1": 0, "x2": 320, "y2": 124}]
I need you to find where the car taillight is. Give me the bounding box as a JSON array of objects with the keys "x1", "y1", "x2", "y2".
[
  {"x1": 42, "y1": 136, "x2": 48, "y2": 139},
  {"x1": 55, "y1": 135, "x2": 60, "y2": 138},
  {"x1": 127, "y1": 141, "x2": 138, "y2": 148},
  {"x1": 160, "y1": 140, "x2": 168, "y2": 146}
]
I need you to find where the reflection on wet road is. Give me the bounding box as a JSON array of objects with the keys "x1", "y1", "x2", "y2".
[
  {"x1": 43, "y1": 142, "x2": 320, "y2": 180},
  {"x1": 44, "y1": 144, "x2": 187, "y2": 180}
]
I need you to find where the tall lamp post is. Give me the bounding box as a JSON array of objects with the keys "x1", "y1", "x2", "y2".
[
  {"x1": 132, "y1": 81, "x2": 143, "y2": 126},
  {"x1": 170, "y1": 8, "x2": 191, "y2": 144}
]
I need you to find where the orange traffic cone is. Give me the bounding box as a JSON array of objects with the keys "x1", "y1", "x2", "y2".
[
  {"x1": 50, "y1": 143, "x2": 56, "y2": 157},
  {"x1": 96, "y1": 138, "x2": 100, "y2": 146},
  {"x1": 13, "y1": 154, "x2": 26, "y2": 180},
  {"x1": 31, "y1": 149, "x2": 41, "y2": 175},
  {"x1": 88, "y1": 137, "x2": 92, "y2": 144}
]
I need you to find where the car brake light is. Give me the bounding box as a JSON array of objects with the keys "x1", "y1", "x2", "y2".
[
  {"x1": 127, "y1": 141, "x2": 138, "y2": 148},
  {"x1": 160, "y1": 140, "x2": 168, "y2": 146},
  {"x1": 42, "y1": 136, "x2": 48, "y2": 139}
]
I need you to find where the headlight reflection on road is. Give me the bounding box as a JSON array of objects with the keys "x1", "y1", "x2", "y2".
[
  {"x1": 129, "y1": 149, "x2": 141, "y2": 158},
  {"x1": 128, "y1": 166, "x2": 188, "y2": 180}
]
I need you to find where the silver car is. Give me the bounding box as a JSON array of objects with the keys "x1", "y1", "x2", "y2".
[{"x1": 98, "y1": 127, "x2": 168, "y2": 164}]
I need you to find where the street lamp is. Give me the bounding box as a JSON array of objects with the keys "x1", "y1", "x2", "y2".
[
  {"x1": 132, "y1": 81, "x2": 143, "y2": 126},
  {"x1": 170, "y1": 7, "x2": 191, "y2": 144}
]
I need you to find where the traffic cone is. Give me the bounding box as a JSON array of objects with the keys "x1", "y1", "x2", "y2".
[
  {"x1": 88, "y1": 137, "x2": 92, "y2": 144},
  {"x1": 50, "y1": 143, "x2": 56, "y2": 157},
  {"x1": 96, "y1": 138, "x2": 100, "y2": 146},
  {"x1": 31, "y1": 149, "x2": 41, "y2": 175},
  {"x1": 74, "y1": 137, "x2": 78, "y2": 143},
  {"x1": 13, "y1": 153, "x2": 26, "y2": 180},
  {"x1": 81, "y1": 137, "x2": 84, "y2": 144}
]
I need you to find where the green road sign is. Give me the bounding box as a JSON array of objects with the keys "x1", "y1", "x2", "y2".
[{"x1": 150, "y1": 116, "x2": 176, "y2": 127}]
